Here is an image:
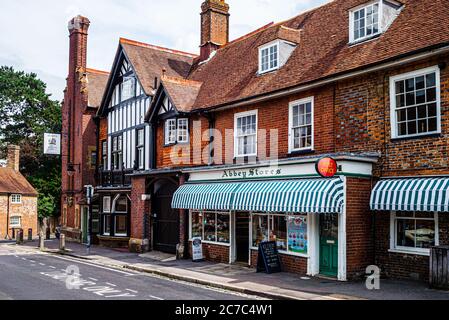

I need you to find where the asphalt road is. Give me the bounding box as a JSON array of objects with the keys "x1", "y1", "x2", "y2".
[{"x1": 0, "y1": 244, "x2": 258, "y2": 300}]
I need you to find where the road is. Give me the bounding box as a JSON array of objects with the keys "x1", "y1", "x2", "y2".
[{"x1": 0, "y1": 244, "x2": 259, "y2": 300}]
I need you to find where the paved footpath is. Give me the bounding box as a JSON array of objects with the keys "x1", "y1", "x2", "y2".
[
  {"x1": 7, "y1": 240, "x2": 449, "y2": 300},
  {"x1": 0, "y1": 244, "x2": 261, "y2": 300}
]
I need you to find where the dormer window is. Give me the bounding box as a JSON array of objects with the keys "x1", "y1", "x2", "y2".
[
  {"x1": 349, "y1": 0, "x2": 403, "y2": 44},
  {"x1": 259, "y1": 41, "x2": 279, "y2": 74},
  {"x1": 352, "y1": 2, "x2": 380, "y2": 42}
]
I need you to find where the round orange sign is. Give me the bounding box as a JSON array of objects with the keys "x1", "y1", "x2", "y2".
[{"x1": 316, "y1": 157, "x2": 338, "y2": 178}]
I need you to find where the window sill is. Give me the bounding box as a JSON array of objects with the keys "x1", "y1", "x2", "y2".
[
  {"x1": 391, "y1": 133, "x2": 442, "y2": 142},
  {"x1": 388, "y1": 248, "x2": 430, "y2": 257},
  {"x1": 191, "y1": 239, "x2": 231, "y2": 247},
  {"x1": 288, "y1": 149, "x2": 314, "y2": 156},
  {"x1": 348, "y1": 33, "x2": 382, "y2": 47}
]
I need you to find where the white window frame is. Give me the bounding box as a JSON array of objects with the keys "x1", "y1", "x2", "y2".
[
  {"x1": 258, "y1": 40, "x2": 280, "y2": 74},
  {"x1": 11, "y1": 194, "x2": 22, "y2": 204},
  {"x1": 389, "y1": 211, "x2": 439, "y2": 256},
  {"x1": 250, "y1": 212, "x2": 310, "y2": 258},
  {"x1": 103, "y1": 215, "x2": 111, "y2": 236},
  {"x1": 288, "y1": 97, "x2": 315, "y2": 153},
  {"x1": 103, "y1": 196, "x2": 111, "y2": 213},
  {"x1": 165, "y1": 119, "x2": 177, "y2": 145},
  {"x1": 136, "y1": 129, "x2": 145, "y2": 170},
  {"x1": 234, "y1": 110, "x2": 258, "y2": 158},
  {"x1": 177, "y1": 118, "x2": 189, "y2": 144},
  {"x1": 390, "y1": 66, "x2": 441, "y2": 139},
  {"x1": 9, "y1": 216, "x2": 21, "y2": 228},
  {"x1": 349, "y1": 1, "x2": 383, "y2": 43},
  {"x1": 114, "y1": 215, "x2": 128, "y2": 237},
  {"x1": 189, "y1": 211, "x2": 231, "y2": 247},
  {"x1": 120, "y1": 77, "x2": 135, "y2": 102}
]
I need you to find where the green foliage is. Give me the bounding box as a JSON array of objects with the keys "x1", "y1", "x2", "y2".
[{"x1": 0, "y1": 66, "x2": 62, "y2": 219}]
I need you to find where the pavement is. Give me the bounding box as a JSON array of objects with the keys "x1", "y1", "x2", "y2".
[
  {"x1": 10, "y1": 239, "x2": 449, "y2": 300},
  {"x1": 0, "y1": 243, "x2": 260, "y2": 300}
]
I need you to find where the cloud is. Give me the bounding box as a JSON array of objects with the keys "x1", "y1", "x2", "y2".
[{"x1": 0, "y1": 0, "x2": 328, "y2": 101}]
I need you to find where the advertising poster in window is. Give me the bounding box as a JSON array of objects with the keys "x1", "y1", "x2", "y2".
[{"x1": 288, "y1": 216, "x2": 308, "y2": 254}]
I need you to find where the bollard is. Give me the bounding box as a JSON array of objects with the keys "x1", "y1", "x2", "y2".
[
  {"x1": 28, "y1": 228, "x2": 32, "y2": 241},
  {"x1": 39, "y1": 231, "x2": 45, "y2": 250},
  {"x1": 59, "y1": 234, "x2": 66, "y2": 251}
]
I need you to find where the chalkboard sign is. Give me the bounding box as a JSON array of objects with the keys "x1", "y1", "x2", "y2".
[{"x1": 256, "y1": 241, "x2": 282, "y2": 274}]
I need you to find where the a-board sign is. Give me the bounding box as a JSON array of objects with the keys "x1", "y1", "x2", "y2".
[
  {"x1": 256, "y1": 241, "x2": 282, "y2": 274},
  {"x1": 192, "y1": 237, "x2": 204, "y2": 262}
]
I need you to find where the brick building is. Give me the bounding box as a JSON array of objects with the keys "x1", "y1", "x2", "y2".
[
  {"x1": 0, "y1": 145, "x2": 38, "y2": 240},
  {"x1": 61, "y1": 15, "x2": 109, "y2": 243},
  {"x1": 65, "y1": 0, "x2": 449, "y2": 281}
]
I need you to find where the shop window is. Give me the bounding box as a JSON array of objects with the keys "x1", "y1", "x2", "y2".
[
  {"x1": 103, "y1": 215, "x2": 111, "y2": 236},
  {"x1": 391, "y1": 211, "x2": 437, "y2": 254},
  {"x1": 115, "y1": 215, "x2": 128, "y2": 236},
  {"x1": 103, "y1": 196, "x2": 111, "y2": 213},
  {"x1": 190, "y1": 211, "x2": 230, "y2": 245},
  {"x1": 252, "y1": 213, "x2": 308, "y2": 256},
  {"x1": 252, "y1": 215, "x2": 269, "y2": 247},
  {"x1": 114, "y1": 196, "x2": 128, "y2": 213}
]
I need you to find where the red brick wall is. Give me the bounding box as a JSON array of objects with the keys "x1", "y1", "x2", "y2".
[
  {"x1": 346, "y1": 177, "x2": 375, "y2": 279},
  {"x1": 130, "y1": 176, "x2": 150, "y2": 244},
  {"x1": 250, "y1": 250, "x2": 308, "y2": 275},
  {"x1": 188, "y1": 241, "x2": 230, "y2": 263}
]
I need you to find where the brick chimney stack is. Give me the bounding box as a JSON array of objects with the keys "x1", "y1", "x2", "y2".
[
  {"x1": 200, "y1": 0, "x2": 230, "y2": 61},
  {"x1": 67, "y1": 15, "x2": 90, "y2": 77},
  {"x1": 6, "y1": 145, "x2": 20, "y2": 172}
]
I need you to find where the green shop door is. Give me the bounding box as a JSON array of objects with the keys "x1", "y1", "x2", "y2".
[
  {"x1": 319, "y1": 213, "x2": 338, "y2": 277},
  {"x1": 82, "y1": 207, "x2": 88, "y2": 244}
]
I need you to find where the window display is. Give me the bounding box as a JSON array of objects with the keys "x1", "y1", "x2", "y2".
[
  {"x1": 394, "y1": 212, "x2": 436, "y2": 251},
  {"x1": 252, "y1": 215, "x2": 268, "y2": 247},
  {"x1": 190, "y1": 211, "x2": 230, "y2": 244},
  {"x1": 252, "y1": 213, "x2": 308, "y2": 255}
]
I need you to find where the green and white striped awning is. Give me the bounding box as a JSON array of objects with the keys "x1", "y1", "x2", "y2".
[
  {"x1": 370, "y1": 178, "x2": 449, "y2": 212},
  {"x1": 172, "y1": 178, "x2": 345, "y2": 214}
]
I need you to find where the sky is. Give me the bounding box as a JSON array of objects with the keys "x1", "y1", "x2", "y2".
[{"x1": 0, "y1": 0, "x2": 328, "y2": 101}]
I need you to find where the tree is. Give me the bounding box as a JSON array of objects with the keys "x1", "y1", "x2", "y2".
[{"x1": 0, "y1": 66, "x2": 62, "y2": 219}]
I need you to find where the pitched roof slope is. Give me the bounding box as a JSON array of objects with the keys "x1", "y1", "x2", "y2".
[
  {"x1": 186, "y1": 0, "x2": 449, "y2": 110},
  {"x1": 86, "y1": 68, "x2": 109, "y2": 108},
  {"x1": 0, "y1": 168, "x2": 38, "y2": 196},
  {"x1": 120, "y1": 38, "x2": 197, "y2": 95},
  {"x1": 161, "y1": 76, "x2": 202, "y2": 113}
]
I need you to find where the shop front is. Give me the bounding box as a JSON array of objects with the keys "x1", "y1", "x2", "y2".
[
  {"x1": 172, "y1": 155, "x2": 377, "y2": 281},
  {"x1": 370, "y1": 177, "x2": 449, "y2": 280}
]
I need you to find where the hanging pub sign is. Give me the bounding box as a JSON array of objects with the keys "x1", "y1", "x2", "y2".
[
  {"x1": 256, "y1": 241, "x2": 282, "y2": 274},
  {"x1": 43, "y1": 133, "x2": 61, "y2": 155},
  {"x1": 192, "y1": 237, "x2": 204, "y2": 262},
  {"x1": 316, "y1": 157, "x2": 338, "y2": 178}
]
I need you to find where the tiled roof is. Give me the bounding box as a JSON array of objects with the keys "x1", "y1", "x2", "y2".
[
  {"x1": 120, "y1": 38, "x2": 197, "y2": 95},
  {"x1": 86, "y1": 68, "x2": 109, "y2": 109},
  {"x1": 161, "y1": 76, "x2": 202, "y2": 113},
  {"x1": 0, "y1": 168, "x2": 38, "y2": 196},
  {"x1": 183, "y1": 0, "x2": 449, "y2": 111}
]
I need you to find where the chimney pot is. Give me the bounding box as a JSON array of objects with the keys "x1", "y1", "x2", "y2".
[{"x1": 6, "y1": 145, "x2": 20, "y2": 172}]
